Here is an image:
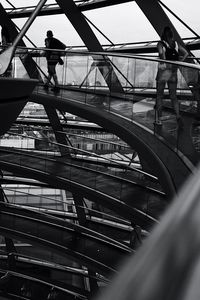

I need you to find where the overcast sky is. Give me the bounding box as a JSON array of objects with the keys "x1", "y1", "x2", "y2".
[{"x1": 1, "y1": 0, "x2": 200, "y2": 47}]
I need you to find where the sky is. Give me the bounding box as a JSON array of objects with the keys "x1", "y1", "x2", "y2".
[{"x1": 1, "y1": 0, "x2": 200, "y2": 47}]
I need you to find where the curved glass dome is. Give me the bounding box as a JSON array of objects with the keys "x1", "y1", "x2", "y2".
[{"x1": 1, "y1": 0, "x2": 199, "y2": 46}]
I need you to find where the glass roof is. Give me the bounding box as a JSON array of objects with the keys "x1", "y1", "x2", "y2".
[{"x1": 0, "y1": 0, "x2": 199, "y2": 47}]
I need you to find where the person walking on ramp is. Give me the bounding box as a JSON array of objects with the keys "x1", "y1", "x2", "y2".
[{"x1": 44, "y1": 30, "x2": 66, "y2": 92}]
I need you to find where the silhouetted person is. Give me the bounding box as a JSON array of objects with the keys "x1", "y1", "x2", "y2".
[
  {"x1": 44, "y1": 30, "x2": 66, "y2": 92},
  {"x1": 155, "y1": 26, "x2": 188, "y2": 127},
  {"x1": 1, "y1": 26, "x2": 12, "y2": 77}
]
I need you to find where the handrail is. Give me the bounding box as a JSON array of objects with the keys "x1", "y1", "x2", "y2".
[
  {"x1": 0, "y1": 140, "x2": 162, "y2": 194},
  {"x1": 2, "y1": 186, "x2": 133, "y2": 227},
  {"x1": 0, "y1": 146, "x2": 163, "y2": 201},
  {"x1": 1, "y1": 202, "x2": 131, "y2": 252},
  {"x1": 13, "y1": 45, "x2": 200, "y2": 71},
  {"x1": 0, "y1": 149, "x2": 159, "y2": 225},
  {"x1": 0, "y1": 220, "x2": 121, "y2": 276},
  {"x1": 9, "y1": 124, "x2": 130, "y2": 150},
  {"x1": 5, "y1": 130, "x2": 159, "y2": 182},
  {"x1": 5, "y1": 131, "x2": 134, "y2": 167},
  {"x1": 2, "y1": 44, "x2": 197, "y2": 72},
  {"x1": 0, "y1": 251, "x2": 108, "y2": 282},
  {"x1": 0, "y1": 267, "x2": 87, "y2": 299},
  {"x1": 1, "y1": 181, "x2": 154, "y2": 232}
]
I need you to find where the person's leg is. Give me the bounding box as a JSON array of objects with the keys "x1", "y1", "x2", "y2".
[
  {"x1": 155, "y1": 80, "x2": 165, "y2": 124},
  {"x1": 44, "y1": 63, "x2": 53, "y2": 88},
  {"x1": 52, "y1": 73, "x2": 58, "y2": 86},
  {"x1": 168, "y1": 81, "x2": 179, "y2": 118},
  {"x1": 51, "y1": 64, "x2": 59, "y2": 91},
  {"x1": 168, "y1": 80, "x2": 183, "y2": 127}
]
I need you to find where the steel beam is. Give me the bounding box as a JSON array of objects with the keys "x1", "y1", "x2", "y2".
[
  {"x1": 5, "y1": 0, "x2": 133, "y2": 19},
  {"x1": 134, "y1": 0, "x2": 184, "y2": 46},
  {"x1": 56, "y1": 0, "x2": 103, "y2": 52},
  {"x1": 0, "y1": 4, "x2": 42, "y2": 79},
  {"x1": 53, "y1": 0, "x2": 124, "y2": 92},
  {"x1": 44, "y1": 106, "x2": 71, "y2": 157}
]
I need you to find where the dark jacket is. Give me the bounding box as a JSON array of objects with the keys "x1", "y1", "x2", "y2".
[{"x1": 45, "y1": 37, "x2": 66, "y2": 63}]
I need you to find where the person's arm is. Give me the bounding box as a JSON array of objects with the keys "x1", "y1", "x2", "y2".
[
  {"x1": 157, "y1": 41, "x2": 166, "y2": 60},
  {"x1": 45, "y1": 38, "x2": 48, "y2": 48},
  {"x1": 44, "y1": 38, "x2": 51, "y2": 59},
  {"x1": 178, "y1": 44, "x2": 189, "y2": 61},
  {"x1": 157, "y1": 41, "x2": 166, "y2": 69}
]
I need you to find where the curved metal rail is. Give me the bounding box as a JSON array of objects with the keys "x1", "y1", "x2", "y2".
[
  {"x1": 0, "y1": 267, "x2": 88, "y2": 300},
  {"x1": 0, "y1": 202, "x2": 131, "y2": 277},
  {"x1": 0, "y1": 147, "x2": 166, "y2": 227}
]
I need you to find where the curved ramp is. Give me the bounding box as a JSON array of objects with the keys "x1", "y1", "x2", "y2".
[
  {"x1": 30, "y1": 89, "x2": 193, "y2": 198},
  {"x1": 0, "y1": 148, "x2": 165, "y2": 230},
  {"x1": 0, "y1": 202, "x2": 131, "y2": 278},
  {"x1": 0, "y1": 268, "x2": 88, "y2": 300}
]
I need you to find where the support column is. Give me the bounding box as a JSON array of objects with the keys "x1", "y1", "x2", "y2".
[
  {"x1": 73, "y1": 193, "x2": 98, "y2": 295},
  {"x1": 73, "y1": 193, "x2": 87, "y2": 226},
  {"x1": 44, "y1": 106, "x2": 71, "y2": 157},
  {"x1": 0, "y1": 170, "x2": 6, "y2": 202}
]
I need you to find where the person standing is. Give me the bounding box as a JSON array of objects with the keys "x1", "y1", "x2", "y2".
[
  {"x1": 44, "y1": 30, "x2": 66, "y2": 92},
  {"x1": 155, "y1": 26, "x2": 188, "y2": 126}
]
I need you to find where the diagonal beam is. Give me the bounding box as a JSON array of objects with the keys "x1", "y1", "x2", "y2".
[
  {"x1": 56, "y1": 0, "x2": 123, "y2": 92},
  {"x1": 0, "y1": 4, "x2": 42, "y2": 79},
  {"x1": 5, "y1": 0, "x2": 133, "y2": 19},
  {"x1": 0, "y1": 0, "x2": 47, "y2": 75},
  {"x1": 0, "y1": 4, "x2": 23, "y2": 46},
  {"x1": 56, "y1": 0, "x2": 103, "y2": 51},
  {"x1": 134, "y1": 0, "x2": 184, "y2": 46},
  {"x1": 44, "y1": 106, "x2": 72, "y2": 157}
]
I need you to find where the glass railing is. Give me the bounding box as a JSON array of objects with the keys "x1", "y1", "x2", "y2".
[
  {"x1": 2, "y1": 128, "x2": 161, "y2": 193},
  {"x1": 0, "y1": 144, "x2": 165, "y2": 230},
  {"x1": 0, "y1": 268, "x2": 88, "y2": 299},
  {"x1": 6, "y1": 46, "x2": 199, "y2": 164},
  {"x1": 1, "y1": 47, "x2": 199, "y2": 198},
  {"x1": 5, "y1": 132, "x2": 157, "y2": 192},
  {"x1": 1, "y1": 182, "x2": 148, "y2": 247},
  {"x1": 6, "y1": 126, "x2": 136, "y2": 167},
  {"x1": 0, "y1": 202, "x2": 130, "y2": 277}
]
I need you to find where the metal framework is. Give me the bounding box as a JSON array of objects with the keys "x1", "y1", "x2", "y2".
[{"x1": 0, "y1": 1, "x2": 199, "y2": 299}]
